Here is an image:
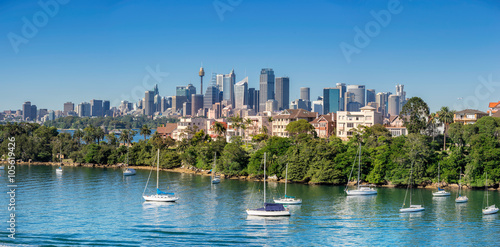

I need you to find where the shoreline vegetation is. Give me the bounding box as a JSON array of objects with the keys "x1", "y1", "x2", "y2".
[
  {"x1": 1, "y1": 105, "x2": 500, "y2": 190},
  {"x1": 3, "y1": 160, "x2": 494, "y2": 190}
]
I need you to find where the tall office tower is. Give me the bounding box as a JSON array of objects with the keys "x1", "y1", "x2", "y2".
[
  {"x1": 216, "y1": 74, "x2": 224, "y2": 92},
  {"x1": 30, "y1": 104, "x2": 37, "y2": 121},
  {"x1": 335, "y1": 83, "x2": 347, "y2": 111},
  {"x1": 221, "y1": 70, "x2": 236, "y2": 108},
  {"x1": 38, "y1": 109, "x2": 48, "y2": 119},
  {"x1": 144, "y1": 91, "x2": 155, "y2": 116},
  {"x1": 234, "y1": 77, "x2": 248, "y2": 109},
  {"x1": 153, "y1": 84, "x2": 159, "y2": 96},
  {"x1": 63, "y1": 102, "x2": 74, "y2": 114},
  {"x1": 323, "y1": 88, "x2": 340, "y2": 114},
  {"x1": 253, "y1": 89, "x2": 260, "y2": 112},
  {"x1": 160, "y1": 97, "x2": 168, "y2": 112},
  {"x1": 275, "y1": 77, "x2": 290, "y2": 110},
  {"x1": 290, "y1": 99, "x2": 308, "y2": 110},
  {"x1": 366, "y1": 89, "x2": 376, "y2": 104},
  {"x1": 396, "y1": 84, "x2": 406, "y2": 109},
  {"x1": 300, "y1": 87, "x2": 310, "y2": 102},
  {"x1": 248, "y1": 88, "x2": 256, "y2": 110},
  {"x1": 312, "y1": 99, "x2": 324, "y2": 115},
  {"x1": 259, "y1": 68, "x2": 275, "y2": 112},
  {"x1": 204, "y1": 85, "x2": 220, "y2": 109},
  {"x1": 154, "y1": 94, "x2": 161, "y2": 113},
  {"x1": 375, "y1": 92, "x2": 388, "y2": 117},
  {"x1": 77, "y1": 102, "x2": 91, "y2": 117},
  {"x1": 266, "y1": 100, "x2": 278, "y2": 112},
  {"x1": 186, "y1": 84, "x2": 196, "y2": 102},
  {"x1": 171, "y1": 96, "x2": 188, "y2": 113},
  {"x1": 166, "y1": 97, "x2": 172, "y2": 110},
  {"x1": 199, "y1": 66, "x2": 205, "y2": 94},
  {"x1": 176, "y1": 86, "x2": 188, "y2": 97},
  {"x1": 346, "y1": 85, "x2": 365, "y2": 111},
  {"x1": 47, "y1": 110, "x2": 55, "y2": 121},
  {"x1": 183, "y1": 102, "x2": 191, "y2": 117},
  {"x1": 90, "y1": 99, "x2": 103, "y2": 117},
  {"x1": 191, "y1": 94, "x2": 204, "y2": 117},
  {"x1": 388, "y1": 95, "x2": 400, "y2": 117},
  {"x1": 22, "y1": 101, "x2": 32, "y2": 120},
  {"x1": 102, "y1": 100, "x2": 110, "y2": 116}
]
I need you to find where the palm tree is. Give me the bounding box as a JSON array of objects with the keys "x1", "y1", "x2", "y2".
[
  {"x1": 95, "y1": 127, "x2": 106, "y2": 144},
  {"x1": 437, "y1": 106, "x2": 455, "y2": 151},
  {"x1": 83, "y1": 125, "x2": 96, "y2": 144},
  {"x1": 140, "y1": 124, "x2": 151, "y2": 141},
  {"x1": 213, "y1": 122, "x2": 226, "y2": 139},
  {"x1": 119, "y1": 129, "x2": 130, "y2": 146},
  {"x1": 73, "y1": 129, "x2": 84, "y2": 145}
]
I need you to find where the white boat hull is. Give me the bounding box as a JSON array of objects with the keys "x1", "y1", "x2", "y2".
[
  {"x1": 246, "y1": 209, "x2": 290, "y2": 217},
  {"x1": 143, "y1": 195, "x2": 179, "y2": 202},
  {"x1": 212, "y1": 177, "x2": 221, "y2": 184},
  {"x1": 455, "y1": 196, "x2": 468, "y2": 203},
  {"x1": 432, "y1": 191, "x2": 450, "y2": 197},
  {"x1": 0, "y1": 166, "x2": 4, "y2": 170},
  {"x1": 346, "y1": 189, "x2": 377, "y2": 196},
  {"x1": 483, "y1": 205, "x2": 499, "y2": 215},
  {"x1": 56, "y1": 169, "x2": 63, "y2": 173},
  {"x1": 123, "y1": 168, "x2": 136, "y2": 176},
  {"x1": 273, "y1": 198, "x2": 302, "y2": 204},
  {"x1": 400, "y1": 205, "x2": 425, "y2": 213}
]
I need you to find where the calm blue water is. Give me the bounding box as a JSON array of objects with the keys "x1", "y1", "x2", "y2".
[
  {"x1": 1, "y1": 165, "x2": 499, "y2": 246},
  {"x1": 58, "y1": 129, "x2": 155, "y2": 143}
]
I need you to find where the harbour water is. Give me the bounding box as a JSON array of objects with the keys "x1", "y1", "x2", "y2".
[{"x1": 1, "y1": 165, "x2": 499, "y2": 246}]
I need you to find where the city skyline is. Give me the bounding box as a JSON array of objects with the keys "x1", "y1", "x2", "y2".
[{"x1": 1, "y1": 0, "x2": 499, "y2": 112}]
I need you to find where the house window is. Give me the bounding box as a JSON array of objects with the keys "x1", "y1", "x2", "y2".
[
  {"x1": 347, "y1": 131, "x2": 353, "y2": 136},
  {"x1": 347, "y1": 123, "x2": 353, "y2": 128}
]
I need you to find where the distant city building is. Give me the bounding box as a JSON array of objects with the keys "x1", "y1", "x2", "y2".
[
  {"x1": 234, "y1": 77, "x2": 248, "y2": 109},
  {"x1": 366, "y1": 89, "x2": 376, "y2": 104},
  {"x1": 204, "y1": 85, "x2": 220, "y2": 109},
  {"x1": 323, "y1": 88, "x2": 340, "y2": 114},
  {"x1": 259, "y1": 68, "x2": 275, "y2": 112},
  {"x1": 191, "y1": 94, "x2": 204, "y2": 117},
  {"x1": 77, "y1": 102, "x2": 91, "y2": 117},
  {"x1": 183, "y1": 102, "x2": 192, "y2": 117},
  {"x1": 172, "y1": 96, "x2": 188, "y2": 113},
  {"x1": 266, "y1": 99, "x2": 278, "y2": 112},
  {"x1": 346, "y1": 85, "x2": 365, "y2": 110},
  {"x1": 275, "y1": 77, "x2": 290, "y2": 110},
  {"x1": 375, "y1": 92, "x2": 389, "y2": 117},
  {"x1": 103, "y1": 100, "x2": 110, "y2": 116},
  {"x1": 387, "y1": 95, "x2": 400, "y2": 117},
  {"x1": 90, "y1": 99, "x2": 103, "y2": 117},
  {"x1": 290, "y1": 99, "x2": 309, "y2": 111},
  {"x1": 144, "y1": 91, "x2": 155, "y2": 116},
  {"x1": 248, "y1": 88, "x2": 256, "y2": 110},
  {"x1": 336, "y1": 83, "x2": 347, "y2": 111},
  {"x1": 63, "y1": 102, "x2": 74, "y2": 114},
  {"x1": 176, "y1": 86, "x2": 188, "y2": 97},
  {"x1": 395, "y1": 84, "x2": 406, "y2": 109},
  {"x1": 300, "y1": 87, "x2": 310, "y2": 102},
  {"x1": 222, "y1": 70, "x2": 236, "y2": 108},
  {"x1": 312, "y1": 98, "x2": 324, "y2": 115},
  {"x1": 252, "y1": 89, "x2": 260, "y2": 113},
  {"x1": 199, "y1": 66, "x2": 205, "y2": 95},
  {"x1": 22, "y1": 101, "x2": 36, "y2": 121},
  {"x1": 186, "y1": 84, "x2": 196, "y2": 102}
]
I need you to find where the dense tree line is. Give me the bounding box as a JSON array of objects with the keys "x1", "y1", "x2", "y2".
[
  {"x1": 1, "y1": 103, "x2": 500, "y2": 188},
  {"x1": 43, "y1": 115, "x2": 178, "y2": 129}
]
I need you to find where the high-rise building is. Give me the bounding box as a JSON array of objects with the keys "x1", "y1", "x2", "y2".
[
  {"x1": 259, "y1": 68, "x2": 275, "y2": 112},
  {"x1": 248, "y1": 88, "x2": 256, "y2": 110},
  {"x1": 336, "y1": 83, "x2": 347, "y2": 111},
  {"x1": 186, "y1": 84, "x2": 196, "y2": 102},
  {"x1": 346, "y1": 85, "x2": 365, "y2": 111},
  {"x1": 234, "y1": 77, "x2": 248, "y2": 109},
  {"x1": 176, "y1": 86, "x2": 188, "y2": 97},
  {"x1": 323, "y1": 88, "x2": 340, "y2": 114},
  {"x1": 191, "y1": 94, "x2": 204, "y2": 117},
  {"x1": 290, "y1": 99, "x2": 309, "y2": 111},
  {"x1": 266, "y1": 100, "x2": 278, "y2": 112},
  {"x1": 366, "y1": 89, "x2": 376, "y2": 104},
  {"x1": 183, "y1": 102, "x2": 192, "y2": 117},
  {"x1": 375, "y1": 92, "x2": 388, "y2": 117},
  {"x1": 90, "y1": 99, "x2": 103, "y2": 117},
  {"x1": 77, "y1": 102, "x2": 91, "y2": 117},
  {"x1": 253, "y1": 89, "x2": 260, "y2": 112},
  {"x1": 204, "y1": 85, "x2": 220, "y2": 109},
  {"x1": 312, "y1": 97, "x2": 324, "y2": 115},
  {"x1": 30, "y1": 104, "x2": 37, "y2": 121},
  {"x1": 221, "y1": 70, "x2": 236, "y2": 108},
  {"x1": 396, "y1": 84, "x2": 406, "y2": 110},
  {"x1": 171, "y1": 96, "x2": 188, "y2": 113},
  {"x1": 144, "y1": 91, "x2": 155, "y2": 116},
  {"x1": 300, "y1": 87, "x2": 310, "y2": 102},
  {"x1": 22, "y1": 101, "x2": 32, "y2": 121},
  {"x1": 388, "y1": 95, "x2": 400, "y2": 117},
  {"x1": 216, "y1": 74, "x2": 224, "y2": 92},
  {"x1": 103, "y1": 100, "x2": 110, "y2": 116},
  {"x1": 63, "y1": 102, "x2": 74, "y2": 114},
  {"x1": 275, "y1": 77, "x2": 289, "y2": 110}
]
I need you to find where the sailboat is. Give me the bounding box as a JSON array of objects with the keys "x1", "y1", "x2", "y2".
[
  {"x1": 143, "y1": 149, "x2": 179, "y2": 202},
  {"x1": 432, "y1": 162, "x2": 450, "y2": 196},
  {"x1": 455, "y1": 167, "x2": 468, "y2": 203},
  {"x1": 400, "y1": 160, "x2": 425, "y2": 213},
  {"x1": 274, "y1": 163, "x2": 302, "y2": 204},
  {"x1": 123, "y1": 147, "x2": 136, "y2": 176},
  {"x1": 211, "y1": 153, "x2": 220, "y2": 184},
  {"x1": 482, "y1": 172, "x2": 498, "y2": 215},
  {"x1": 246, "y1": 153, "x2": 291, "y2": 217},
  {"x1": 345, "y1": 143, "x2": 377, "y2": 196}
]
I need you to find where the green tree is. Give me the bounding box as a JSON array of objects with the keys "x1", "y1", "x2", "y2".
[
  {"x1": 437, "y1": 106, "x2": 455, "y2": 150},
  {"x1": 400, "y1": 97, "x2": 430, "y2": 134},
  {"x1": 140, "y1": 124, "x2": 152, "y2": 141}
]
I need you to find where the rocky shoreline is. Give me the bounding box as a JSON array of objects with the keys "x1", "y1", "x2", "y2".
[{"x1": 2, "y1": 161, "x2": 496, "y2": 190}]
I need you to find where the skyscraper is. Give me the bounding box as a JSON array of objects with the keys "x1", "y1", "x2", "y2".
[
  {"x1": 259, "y1": 68, "x2": 275, "y2": 112},
  {"x1": 253, "y1": 89, "x2": 260, "y2": 112},
  {"x1": 90, "y1": 99, "x2": 103, "y2": 117},
  {"x1": 323, "y1": 88, "x2": 340, "y2": 114},
  {"x1": 375, "y1": 92, "x2": 388, "y2": 117},
  {"x1": 388, "y1": 95, "x2": 400, "y2": 117},
  {"x1": 346, "y1": 85, "x2": 365, "y2": 111},
  {"x1": 336, "y1": 83, "x2": 347, "y2": 111},
  {"x1": 191, "y1": 94, "x2": 204, "y2": 117},
  {"x1": 396, "y1": 84, "x2": 406, "y2": 110},
  {"x1": 300, "y1": 87, "x2": 310, "y2": 102},
  {"x1": 204, "y1": 85, "x2": 220, "y2": 109},
  {"x1": 63, "y1": 102, "x2": 74, "y2": 114},
  {"x1": 103, "y1": 100, "x2": 110, "y2": 116},
  {"x1": 22, "y1": 101, "x2": 32, "y2": 121},
  {"x1": 186, "y1": 84, "x2": 196, "y2": 102},
  {"x1": 248, "y1": 88, "x2": 256, "y2": 110},
  {"x1": 234, "y1": 77, "x2": 248, "y2": 109},
  {"x1": 77, "y1": 102, "x2": 91, "y2": 117},
  {"x1": 222, "y1": 70, "x2": 236, "y2": 107},
  {"x1": 275, "y1": 77, "x2": 289, "y2": 110},
  {"x1": 366, "y1": 89, "x2": 376, "y2": 104},
  {"x1": 144, "y1": 91, "x2": 154, "y2": 116}
]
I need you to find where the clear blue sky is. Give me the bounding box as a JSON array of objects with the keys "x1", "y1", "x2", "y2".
[{"x1": 1, "y1": 0, "x2": 499, "y2": 112}]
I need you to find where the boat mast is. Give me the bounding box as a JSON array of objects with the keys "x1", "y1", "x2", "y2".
[
  {"x1": 285, "y1": 163, "x2": 288, "y2": 196},
  {"x1": 264, "y1": 152, "x2": 266, "y2": 205},
  {"x1": 156, "y1": 149, "x2": 160, "y2": 190},
  {"x1": 357, "y1": 142, "x2": 361, "y2": 190},
  {"x1": 437, "y1": 162, "x2": 440, "y2": 189},
  {"x1": 409, "y1": 161, "x2": 413, "y2": 206},
  {"x1": 486, "y1": 172, "x2": 488, "y2": 205},
  {"x1": 213, "y1": 152, "x2": 216, "y2": 181}
]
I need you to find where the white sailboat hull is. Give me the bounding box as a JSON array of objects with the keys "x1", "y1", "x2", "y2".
[
  {"x1": 432, "y1": 191, "x2": 450, "y2": 196},
  {"x1": 246, "y1": 209, "x2": 290, "y2": 217},
  {"x1": 455, "y1": 196, "x2": 468, "y2": 203},
  {"x1": 123, "y1": 168, "x2": 136, "y2": 176},
  {"x1": 143, "y1": 194, "x2": 179, "y2": 202},
  {"x1": 400, "y1": 205, "x2": 425, "y2": 213},
  {"x1": 346, "y1": 189, "x2": 377, "y2": 196},
  {"x1": 56, "y1": 169, "x2": 63, "y2": 173},
  {"x1": 273, "y1": 198, "x2": 302, "y2": 204},
  {"x1": 482, "y1": 205, "x2": 499, "y2": 215},
  {"x1": 211, "y1": 177, "x2": 221, "y2": 184}
]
